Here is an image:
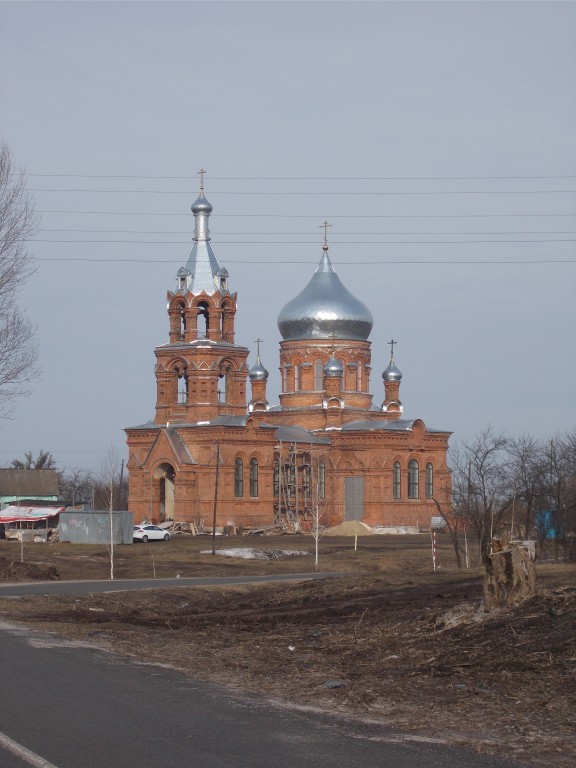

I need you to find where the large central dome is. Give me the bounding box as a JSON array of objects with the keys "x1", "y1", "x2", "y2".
[{"x1": 277, "y1": 250, "x2": 373, "y2": 341}]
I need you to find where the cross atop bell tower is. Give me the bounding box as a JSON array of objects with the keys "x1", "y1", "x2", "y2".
[{"x1": 156, "y1": 186, "x2": 249, "y2": 425}]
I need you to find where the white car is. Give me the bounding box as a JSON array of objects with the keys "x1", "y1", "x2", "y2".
[{"x1": 133, "y1": 524, "x2": 170, "y2": 543}]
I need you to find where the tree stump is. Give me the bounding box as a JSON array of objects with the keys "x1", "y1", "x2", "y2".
[{"x1": 483, "y1": 539, "x2": 536, "y2": 612}]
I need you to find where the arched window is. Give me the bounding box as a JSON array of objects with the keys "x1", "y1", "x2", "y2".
[
  {"x1": 303, "y1": 464, "x2": 311, "y2": 497},
  {"x1": 294, "y1": 364, "x2": 301, "y2": 392},
  {"x1": 314, "y1": 359, "x2": 323, "y2": 390},
  {"x1": 249, "y1": 458, "x2": 258, "y2": 497},
  {"x1": 176, "y1": 302, "x2": 186, "y2": 340},
  {"x1": 356, "y1": 361, "x2": 362, "y2": 391},
  {"x1": 408, "y1": 460, "x2": 419, "y2": 499},
  {"x1": 282, "y1": 364, "x2": 288, "y2": 392},
  {"x1": 234, "y1": 458, "x2": 243, "y2": 497},
  {"x1": 176, "y1": 366, "x2": 188, "y2": 404},
  {"x1": 318, "y1": 461, "x2": 326, "y2": 499},
  {"x1": 196, "y1": 301, "x2": 209, "y2": 338},
  {"x1": 273, "y1": 460, "x2": 279, "y2": 497},
  {"x1": 426, "y1": 463, "x2": 434, "y2": 499},
  {"x1": 393, "y1": 461, "x2": 401, "y2": 499}
]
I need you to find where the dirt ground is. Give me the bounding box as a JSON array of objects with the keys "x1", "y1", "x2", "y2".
[{"x1": 0, "y1": 534, "x2": 575, "y2": 767}]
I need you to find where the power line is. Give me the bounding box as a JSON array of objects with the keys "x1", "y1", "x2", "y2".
[
  {"x1": 31, "y1": 257, "x2": 575, "y2": 264},
  {"x1": 37, "y1": 210, "x2": 576, "y2": 218},
  {"x1": 29, "y1": 188, "x2": 576, "y2": 195},
  {"x1": 24, "y1": 173, "x2": 576, "y2": 180},
  {"x1": 27, "y1": 238, "x2": 576, "y2": 245},
  {"x1": 38, "y1": 228, "x2": 576, "y2": 235}
]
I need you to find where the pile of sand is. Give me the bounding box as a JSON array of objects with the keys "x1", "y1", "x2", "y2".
[{"x1": 323, "y1": 520, "x2": 374, "y2": 537}]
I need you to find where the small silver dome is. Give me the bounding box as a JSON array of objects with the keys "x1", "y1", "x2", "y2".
[
  {"x1": 324, "y1": 354, "x2": 344, "y2": 378},
  {"x1": 191, "y1": 190, "x2": 213, "y2": 215},
  {"x1": 249, "y1": 355, "x2": 269, "y2": 382},
  {"x1": 277, "y1": 250, "x2": 373, "y2": 341},
  {"x1": 383, "y1": 358, "x2": 402, "y2": 382}
]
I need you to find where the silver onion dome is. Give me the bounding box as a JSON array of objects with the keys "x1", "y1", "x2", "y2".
[
  {"x1": 180, "y1": 183, "x2": 225, "y2": 296},
  {"x1": 277, "y1": 249, "x2": 373, "y2": 341},
  {"x1": 324, "y1": 353, "x2": 344, "y2": 378},
  {"x1": 249, "y1": 354, "x2": 269, "y2": 382},
  {"x1": 383, "y1": 358, "x2": 402, "y2": 382},
  {"x1": 191, "y1": 190, "x2": 213, "y2": 215}
]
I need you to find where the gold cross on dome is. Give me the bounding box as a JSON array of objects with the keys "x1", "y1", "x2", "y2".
[
  {"x1": 319, "y1": 220, "x2": 332, "y2": 247},
  {"x1": 197, "y1": 168, "x2": 207, "y2": 190}
]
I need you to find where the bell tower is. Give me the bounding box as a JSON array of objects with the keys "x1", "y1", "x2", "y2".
[{"x1": 154, "y1": 173, "x2": 249, "y2": 425}]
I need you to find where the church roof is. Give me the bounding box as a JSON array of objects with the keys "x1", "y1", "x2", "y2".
[
  {"x1": 180, "y1": 187, "x2": 224, "y2": 296},
  {"x1": 277, "y1": 248, "x2": 373, "y2": 341},
  {"x1": 340, "y1": 419, "x2": 451, "y2": 434},
  {"x1": 164, "y1": 428, "x2": 196, "y2": 465},
  {"x1": 260, "y1": 423, "x2": 331, "y2": 445},
  {"x1": 124, "y1": 418, "x2": 330, "y2": 445}
]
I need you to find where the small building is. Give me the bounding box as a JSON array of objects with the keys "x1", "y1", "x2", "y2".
[{"x1": 0, "y1": 469, "x2": 59, "y2": 510}]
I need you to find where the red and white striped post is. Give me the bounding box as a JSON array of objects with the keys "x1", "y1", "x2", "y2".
[{"x1": 431, "y1": 529, "x2": 437, "y2": 572}]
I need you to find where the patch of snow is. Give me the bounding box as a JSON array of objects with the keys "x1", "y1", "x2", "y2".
[{"x1": 200, "y1": 548, "x2": 310, "y2": 560}]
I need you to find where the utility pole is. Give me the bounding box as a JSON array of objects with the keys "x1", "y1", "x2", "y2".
[{"x1": 211, "y1": 442, "x2": 221, "y2": 555}]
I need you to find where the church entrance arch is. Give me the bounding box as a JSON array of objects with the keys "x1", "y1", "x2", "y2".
[{"x1": 154, "y1": 463, "x2": 176, "y2": 523}]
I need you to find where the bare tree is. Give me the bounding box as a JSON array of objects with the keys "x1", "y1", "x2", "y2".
[
  {"x1": 507, "y1": 434, "x2": 547, "y2": 538},
  {"x1": 0, "y1": 143, "x2": 40, "y2": 417},
  {"x1": 540, "y1": 432, "x2": 576, "y2": 561},
  {"x1": 59, "y1": 467, "x2": 93, "y2": 507},
  {"x1": 100, "y1": 446, "x2": 123, "y2": 580},
  {"x1": 451, "y1": 428, "x2": 512, "y2": 564},
  {"x1": 431, "y1": 493, "x2": 466, "y2": 568}
]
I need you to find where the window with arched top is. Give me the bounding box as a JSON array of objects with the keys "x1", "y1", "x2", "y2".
[
  {"x1": 249, "y1": 458, "x2": 258, "y2": 497},
  {"x1": 172, "y1": 301, "x2": 187, "y2": 340},
  {"x1": 294, "y1": 364, "x2": 301, "y2": 392},
  {"x1": 356, "y1": 360, "x2": 363, "y2": 391},
  {"x1": 282, "y1": 364, "x2": 288, "y2": 392},
  {"x1": 303, "y1": 464, "x2": 311, "y2": 497},
  {"x1": 393, "y1": 461, "x2": 401, "y2": 499},
  {"x1": 408, "y1": 460, "x2": 419, "y2": 499},
  {"x1": 426, "y1": 463, "x2": 434, "y2": 499},
  {"x1": 175, "y1": 366, "x2": 188, "y2": 404},
  {"x1": 234, "y1": 458, "x2": 243, "y2": 497},
  {"x1": 314, "y1": 359, "x2": 323, "y2": 390},
  {"x1": 318, "y1": 461, "x2": 326, "y2": 499},
  {"x1": 196, "y1": 302, "x2": 209, "y2": 338}
]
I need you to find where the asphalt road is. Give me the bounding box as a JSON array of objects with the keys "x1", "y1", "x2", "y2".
[
  {"x1": 0, "y1": 621, "x2": 519, "y2": 768},
  {"x1": 0, "y1": 572, "x2": 344, "y2": 597}
]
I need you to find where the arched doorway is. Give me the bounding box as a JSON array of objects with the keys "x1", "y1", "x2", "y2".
[{"x1": 154, "y1": 463, "x2": 176, "y2": 522}]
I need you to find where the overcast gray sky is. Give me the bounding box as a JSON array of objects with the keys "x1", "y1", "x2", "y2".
[{"x1": 1, "y1": 0, "x2": 575, "y2": 473}]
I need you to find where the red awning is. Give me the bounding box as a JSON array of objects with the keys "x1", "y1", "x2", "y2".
[{"x1": 0, "y1": 506, "x2": 64, "y2": 523}]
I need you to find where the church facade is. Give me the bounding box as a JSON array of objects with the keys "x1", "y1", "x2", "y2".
[{"x1": 125, "y1": 185, "x2": 452, "y2": 531}]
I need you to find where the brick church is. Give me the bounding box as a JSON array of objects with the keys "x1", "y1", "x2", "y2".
[{"x1": 125, "y1": 182, "x2": 452, "y2": 530}]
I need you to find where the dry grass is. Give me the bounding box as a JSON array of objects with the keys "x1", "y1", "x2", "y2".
[{"x1": 1, "y1": 533, "x2": 575, "y2": 767}]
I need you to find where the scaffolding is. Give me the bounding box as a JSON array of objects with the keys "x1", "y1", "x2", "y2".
[{"x1": 274, "y1": 441, "x2": 319, "y2": 532}]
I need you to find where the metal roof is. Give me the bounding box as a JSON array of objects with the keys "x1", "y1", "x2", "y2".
[
  {"x1": 179, "y1": 190, "x2": 224, "y2": 296},
  {"x1": 0, "y1": 469, "x2": 59, "y2": 497},
  {"x1": 277, "y1": 249, "x2": 373, "y2": 341},
  {"x1": 340, "y1": 419, "x2": 451, "y2": 434},
  {"x1": 260, "y1": 423, "x2": 331, "y2": 445}
]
